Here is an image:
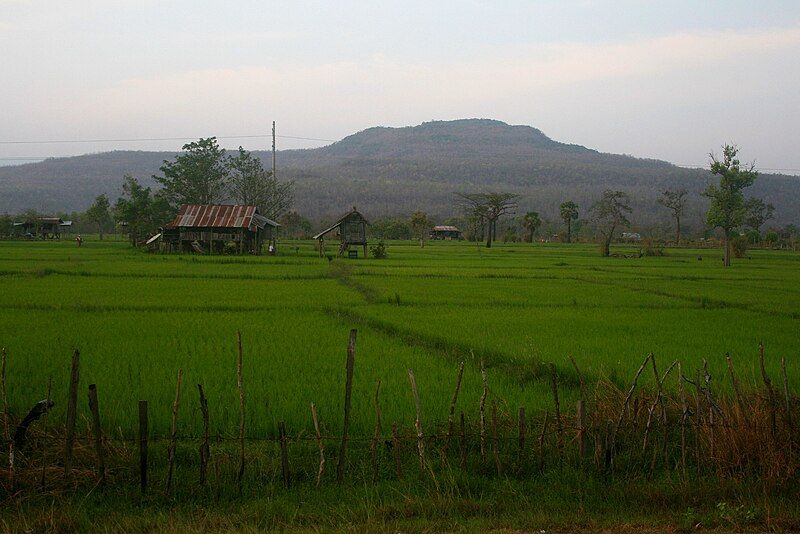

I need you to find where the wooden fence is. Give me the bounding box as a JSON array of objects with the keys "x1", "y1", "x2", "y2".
[{"x1": 1, "y1": 334, "x2": 797, "y2": 496}]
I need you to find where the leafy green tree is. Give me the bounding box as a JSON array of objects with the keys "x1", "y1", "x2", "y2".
[
  {"x1": 744, "y1": 197, "x2": 774, "y2": 237},
  {"x1": 370, "y1": 218, "x2": 412, "y2": 240},
  {"x1": 115, "y1": 175, "x2": 173, "y2": 246},
  {"x1": 154, "y1": 137, "x2": 228, "y2": 208},
  {"x1": 559, "y1": 201, "x2": 579, "y2": 243},
  {"x1": 704, "y1": 145, "x2": 758, "y2": 267},
  {"x1": 591, "y1": 190, "x2": 632, "y2": 257},
  {"x1": 456, "y1": 192, "x2": 519, "y2": 248},
  {"x1": 227, "y1": 147, "x2": 294, "y2": 220},
  {"x1": 0, "y1": 213, "x2": 12, "y2": 236},
  {"x1": 409, "y1": 211, "x2": 431, "y2": 247},
  {"x1": 279, "y1": 211, "x2": 312, "y2": 239},
  {"x1": 84, "y1": 194, "x2": 112, "y2": 240},
  {"x1": 657, "y1": 188, "x2": 687, "y2": 244},
  {"x1": 522, "y1": 211, "x2": 541, "y2": 243}
]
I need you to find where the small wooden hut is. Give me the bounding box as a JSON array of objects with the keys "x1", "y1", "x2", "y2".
[
  {"x1": 162, "y1": 204, "x2": 278, "y2": 255},
  {"x1": 313, "y1": 207, "x2": 368, "y2": 258},
  {"x1": 430, "y1": 225, "x2": 462, "y2": 240},
  {"x1": 15, "y1": 216, "x2": 64, "y2": 239}
]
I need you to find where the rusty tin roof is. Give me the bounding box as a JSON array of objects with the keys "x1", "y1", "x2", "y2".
[{"x1": 166, "y1": 205, "x2": 278, "y2": 230}]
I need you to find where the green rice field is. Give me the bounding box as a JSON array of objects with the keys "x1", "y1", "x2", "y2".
[{"x1": 1, "y1": 237, "x2": 798, "y2": 439}]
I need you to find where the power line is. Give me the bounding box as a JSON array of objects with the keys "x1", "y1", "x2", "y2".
[{"x1": 0, "y1": 133, "x2": 337, "y2": 145}]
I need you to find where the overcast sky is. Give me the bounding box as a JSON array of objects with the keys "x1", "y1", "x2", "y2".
[{"x1": 1, "y1": 1, "x2": 799, "y2": 173}]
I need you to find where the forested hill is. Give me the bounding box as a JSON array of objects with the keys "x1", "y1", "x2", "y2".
[{"x1": 1, "y1": 118, "x2": 798, "y2": 225}]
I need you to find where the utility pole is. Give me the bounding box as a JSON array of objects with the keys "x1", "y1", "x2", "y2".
[{"x1": 272, "y1": 121, "x2": 276, "y2": 178}]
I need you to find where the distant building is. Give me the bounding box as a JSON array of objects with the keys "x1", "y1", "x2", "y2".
[
  {"x1": 161, "y1": 204, "x2": 278, "y2": 255},
  {"x1": 429, "y1": 225, "x2": 462, "y2": 240},
  {"x1": 621, "y1": 232, "x2": 642, "y2": 241},
  {"x1": 313, "y1": 207, "x2": 369, "y2": 258},
  {"x1": 14, "y1": 216, "x2": 64, "y2": 239}
]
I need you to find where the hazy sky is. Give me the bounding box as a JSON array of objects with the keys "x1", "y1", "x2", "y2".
[{"x1": 1, "y1": 1, "x2": 799, "y2": 172}]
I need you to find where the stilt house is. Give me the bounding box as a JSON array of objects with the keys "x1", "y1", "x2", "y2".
[
  {"x1": 162, "y1": 204, "x2": 278, "y2": 255},
  {"x1": 313, "y1": 207, "x2": 368, "y2": 258}
]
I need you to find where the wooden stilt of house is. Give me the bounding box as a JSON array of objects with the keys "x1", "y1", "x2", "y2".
[{"x1": 313, "y1": 207, "x2": 368, "y2": 258}]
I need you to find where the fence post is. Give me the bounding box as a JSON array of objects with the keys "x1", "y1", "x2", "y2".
[
  {"x1": 538, "y1": 411, "x2": 549, "y2": 474},
  {"x1": 577, "y1": 400, "x2": 586, "y2": 461},
  {"x1": 198, "y1": 384, "x2": 210, "y2": 486},
  {"x1": 370, "y1": 380, "x2": 382, "y2": 482},
  {"x1": 491, "y1": 400, "x2": 502, "y2": 476},
  {"x1": 759, "y1": 342, "x2": 777, "y2": 438},
  {"x1": 279, "y1": 421, "x2": 290, "y2": 488},
  {"x1": 236, "y1": 331, "x2": 246, "y2": 493},
  {"x1": 459, "y1": 411, "x2": 467, "y2": 470},
  {"x1": 782, "y1": 357, "x2": 794, "y2": 434},
  {"x1": 138, "y1": 400, "x2": 148, "y2": 494},
  {"x1": 391, "y1": 422, "x2": 403, "y2": 480},
  {"x1": 445, "y1": 361, "x2": 465, "y2": 452},
  {"x1": 311, "y1": 403, "x2": 325, "y2": 486},
  {"x1": 408, "y1": 369, "x2": 426, "y2": 471},
  {"x1": 1, "y1": 348, "x2": 13, "y2": 488},
  {"x1": 337, "y1": 329, "x2": 357, "y2": 483},
  {"x1": 166, "y1": 369, "x2": 183, "y2": 493},
  {"x1": 87, "y1": 384, "x2": 106, "y2": 485},
  {"x1": 64, "y1": 349, "x2": 80, "y2": 479},
  {"x1": 549, "y1": 364, "x2": 563, "y2": 469},
  {"x1": 479, "y1": 359, "x2": 488, "y2": 463},
  {"x1": 518, "y1": 407, "x2": 526, "y2": 470}
]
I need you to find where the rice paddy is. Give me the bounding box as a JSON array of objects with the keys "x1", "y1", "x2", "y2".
[{"x1": 1, "y1": 237, "x2": 798, "y2": 440}]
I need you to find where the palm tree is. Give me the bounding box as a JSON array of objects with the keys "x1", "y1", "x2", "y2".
[
  {"x1": 522, "y1": 211, "x2": 542, "y2": 243},
  {"x1": 559, "y1": 201, "x2": 579, "y2": 243}
]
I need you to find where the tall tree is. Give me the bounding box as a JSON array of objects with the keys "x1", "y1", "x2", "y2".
[
  {"x1": 114, "y1": 175, "x2": 173, "y2": 246},
  {"x1": 591, "y1": 190, "x2": 632, "y2": 257},
  {"x1": 154, "y1": 137, "x2": 228, "y2": 208},
  {"x1": 227, "y1": 147, "x2": 294, "y2": 220},
  {"x1": 559, "y1": 201, "x2": 579, "y2": 243},
  {"x1": 744, "y1": 197, "x2": 774, "y2": 236},
  {"x1": 704, "y1": 145, "x2": 758, "y2": 267},
  {"x1": 522, "y1": 211, "x2": 542, "y2": 243},
  {"x1": 456, "y1": 192, "x2": 519, "y2": 248},
  {"x1": 409, "y1": 211, "x2": 431, "y2": 247},
  {"x1": 657, "y1": 188, "x2": 688, "y2": 244},
  {"x1": 84, "y1": 194, "x2": 112, "y2": 240}
]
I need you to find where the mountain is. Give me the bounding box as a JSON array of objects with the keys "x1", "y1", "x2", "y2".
[{"x1": 1, "y1": 119, "x2": 798, "y2": 227}]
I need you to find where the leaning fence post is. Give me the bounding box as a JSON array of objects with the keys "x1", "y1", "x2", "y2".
[
  {"x1": 166, "y1": 369, "x2": 183, "y2": 493},
  {"x1": 337, "y1": 329, "x2": 357, "y2": 483},
  {"x1": 678, "y1": 362, "x2": 688, "y2": 479},
  {"x1": 138, "y1": 400, "x2": 148, "y2": 494},
  {"x1": 64, "y1": 349, "x2": 80, "y2": 479},
  {"x1": 538, "y1": 411, "x2": 549, "y2": 474},
  {"x1": 445, "y1": 361, "x2": 465, "y2": 452},
  {"x1": 725, "y1": 353, "x2": 749, "y2": 428},
  {"x1": 279, "y1": 421, "x2": 290, "y2": 488},
  {"x1": 459, "y1": 411, "x2": 467, "y2": 470},
  {"x1": 198, "y1": 384, "x2": 210, "y2": 485},
  {"x1": 310, "y1": 403, "x2": 325, "y2": 486},
  {"x1": 609, "y1": 353, "x2": 651, "y2": 469},
  {"x1": 87, "y1": 384, "x2": 106, "y2": 485}
]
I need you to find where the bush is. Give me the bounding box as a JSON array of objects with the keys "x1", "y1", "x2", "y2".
[
  {"x1": 765, "y1": 231, "x2": 779, "y2": 246},
  {"x1": 731, "y1": 235, "x2": 749, "y2": 258},
  {"x1": 640, "y1": 238, "x2": 665, "y2": 256},
  {"x1": 370, "y1": 240, "x2": 387, "y2": 259}
]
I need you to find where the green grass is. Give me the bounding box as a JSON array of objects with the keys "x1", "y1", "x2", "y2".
[
  {"x1": 2, "y1": 237, "x2": 800, "y2": 530},
  {"x1": 1, "y1": 238, "x2": 798, "y2": 436}
]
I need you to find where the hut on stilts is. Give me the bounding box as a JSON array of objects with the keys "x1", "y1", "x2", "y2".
[{"x1": 313, "y1": 207, "x2": 368, "y2": 258}]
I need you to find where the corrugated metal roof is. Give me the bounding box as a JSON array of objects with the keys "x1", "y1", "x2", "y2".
[
  {"x1": 166, "y1": 204, "x2": 278, "y2": 230},
  {"x1": 432, "y1": 225, "x2": 460, "y2": 232}
]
